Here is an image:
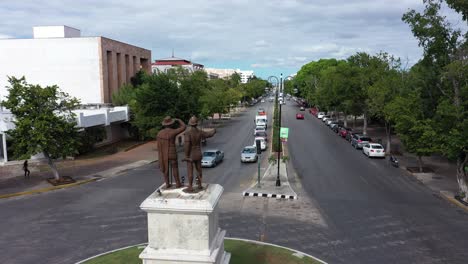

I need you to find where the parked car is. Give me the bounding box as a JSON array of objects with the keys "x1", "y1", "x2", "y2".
[
  {"x1": 254, "y1": 125, "x2": 266, "y2": 135},
  {"x1": 317, "y1": 112, "x2": 326, "y2": 119},
  {"x1": 346, "y1": 130, "x2": 361, "y2": 142},
  {"x1": 261, "y1": 99, "x2": 265, "y2": 103},
  {"x1": 254, "y1": 131, "x2": 268, "y2": 141},
  {"x1": 351, "y1": 134, "x2": 372, "y2": 149},
  {"x1": 309, "y1": 107, "x2": 318, "y2": 116},
  {"x1": 339, "y1": 127, "x2": 352, "y2": 138},
  {"x1": 330, "y1": 123, "x2": 340, "y2": 131},
  {"x1": 326, "y1": 119, "x2": 336, "y2": 126},
  {"x1": 322, "y1": 115, "x2": 331, "y2": 122},
  {"x1": 296, "y1": 113, "x2": 304, "y2": 119},
  {"x1": 300, "y1": 106, "x2": 305, "y2": 111},
  {"x1": 363, "y1": 143, "x2": 385, "y2": 158},
  {"x1": 241, "y1": 146, "x2": 258, "y2": 163},
  {"x1": 254, "y1": 137, "x2": 267, "y2": 150},
  {"x1": 220, "y1": 113, "x2": 231, "y2": 120}
]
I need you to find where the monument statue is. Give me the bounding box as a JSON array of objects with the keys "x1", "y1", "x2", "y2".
[
  {"x1": 183, "y1": 116, "x2": 216, "y2": 192},
  {"x1": 157, "y1": 116, "x2": 186, "y2": 189}
]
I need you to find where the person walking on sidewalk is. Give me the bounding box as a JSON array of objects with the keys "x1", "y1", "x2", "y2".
[
  {"x1": 157, "y1": 116, "x2": 186, "y2": 189},
  {"x1": 23, "y1": 160, "x2": 30, "y2": 179},
  {"x1": 183, "y1": 116, "x2": 216, "y2": 192}
]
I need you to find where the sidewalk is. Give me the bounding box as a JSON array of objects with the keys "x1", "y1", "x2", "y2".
[{"x1": 0, "y1": 141, "x2": 158, "y2": 198}]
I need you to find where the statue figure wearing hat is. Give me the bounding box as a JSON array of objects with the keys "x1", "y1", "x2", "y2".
[
  {"x1": 156, "y1": 116, "x2": 186, "y2": 188},
  {"x1": 184, "y1": 116, "x2": 216, "y2": 192}
]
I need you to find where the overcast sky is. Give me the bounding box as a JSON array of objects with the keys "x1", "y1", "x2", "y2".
[{"x1": 0, "y1": 0, "x2": 465, "y2": 78}]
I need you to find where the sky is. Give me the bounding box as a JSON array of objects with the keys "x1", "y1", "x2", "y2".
[{"x1": 0, "y1": 0, "x2": 465, "y2": 79}]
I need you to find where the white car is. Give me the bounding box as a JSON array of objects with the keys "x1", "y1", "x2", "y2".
[
  {"x1": 254, "y1": 125, "x2": 266, "y2": 135},
  {"x1": 322, "y1": 116, "x2": 331, "y2": 122},
  {"x1": 317, "y1": 112, "x2": 325, "y2": 119},
  {"x1": 362, "y1": 143, "x2": 386, "y2": 158},
  {"x1": 241, "y1": 146, "x2": 258, "y2": 163},
  {"x1": 254, "y1": 137, "x2": 267, "y2": 150},
  {"x1": 261, "y1": 99, "x2": 265, "y2": 103}
]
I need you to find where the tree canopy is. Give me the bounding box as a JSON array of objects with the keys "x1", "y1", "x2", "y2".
[{"x1": 2, "y1": 77, "x2": 81, "y2": 180}]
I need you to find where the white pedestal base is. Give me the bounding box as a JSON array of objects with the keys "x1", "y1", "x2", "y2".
[{"x1": 139, "y1": 184, "x2": 230, "y2": 264}]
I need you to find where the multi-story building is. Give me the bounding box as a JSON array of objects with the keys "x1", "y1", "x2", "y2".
[
  {"x1": 0, "y1": 25, "x2": 152, "y2": 163},
  {"x1": 204, "y1": 68, "x2": 254, "y2": 83},
  {"x1": 151, "y1": 56, "x2": 204, "y2": 74}
]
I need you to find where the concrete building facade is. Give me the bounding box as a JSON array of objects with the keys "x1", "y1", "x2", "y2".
[
  {"x1": 204, "y1": 68, "x2": 254, "y2": 83},
  {"x1": 0, "y1": 26, "x2": 151, "y2": 104},
  {"x1": 0, "y1": 26, "x2": 151, "y2": 163}
]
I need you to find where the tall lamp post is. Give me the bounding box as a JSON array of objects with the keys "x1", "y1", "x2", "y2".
[
  {"x1": 276, "y1": 73, "x2": 283, "y2": 186},
  {"x1": 268, "y1": 75, "x2": 280, "y2": 186}
]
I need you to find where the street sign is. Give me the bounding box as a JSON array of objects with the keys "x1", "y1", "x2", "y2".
[{"x1": 280, "y1": 127, "x2": 289, "y2": 139}]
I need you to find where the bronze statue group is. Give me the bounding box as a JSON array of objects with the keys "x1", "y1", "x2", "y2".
[{"x1": 156, "y1": 116, "x2": 216, "y2": 193}]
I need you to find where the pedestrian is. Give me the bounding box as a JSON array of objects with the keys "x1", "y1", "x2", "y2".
[{"x1": 23, "y1": 160, "x2": 30, "y2": 179}]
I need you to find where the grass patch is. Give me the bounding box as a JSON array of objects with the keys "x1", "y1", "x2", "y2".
[
  {"x1": 225, "y1": 239, "x2": 321, "y2": 264},
  {"x1": 83, "y1": 245, "x2": 143, "y2": 264},
  {"x1": 81, "y1": 239, "x2": 323, "y2": 264}
]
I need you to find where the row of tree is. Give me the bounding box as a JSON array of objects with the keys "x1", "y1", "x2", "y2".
[
  {"x1": 2, "y1": 69, "x2": 267, "y2": 180},
  {"x1": 112, "y1": 68, "x2": 268, "y2": 138},
  {"x1": 285, "y1": 0, "x2": 467, "y2": 200}
]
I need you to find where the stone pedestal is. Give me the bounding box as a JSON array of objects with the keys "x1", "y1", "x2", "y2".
[{"x1": 139, "y1": 184, "x2": 230, "y2": 264}]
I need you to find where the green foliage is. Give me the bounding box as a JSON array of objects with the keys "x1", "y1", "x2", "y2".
[
  {"x1": 77, "y1": 126, "x2": 107, "y2": 155},
  {"x1": 131, "y1": 72, "x2": 179, "y2": 138},
  {"x1": 446, "y1": 0, "x2": 468, "y2": 21},
  {"x1": 2, "y1": 77, "x2": 81, "y2": 178},
  {"x1": 112, "y1": 83, "x2": 136, "y2": 106}
]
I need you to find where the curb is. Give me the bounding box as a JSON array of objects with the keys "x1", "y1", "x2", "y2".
[
  {"x1": 75, "y1": 237, "x2": 327, "y2": 264},
  {"x1": 243, "y1": 191, "x2": 297, "y2": 199},
  {"x1": 438, "y1": 191, "x2": 468, "y2": 213},
  {"x1": 0, "y1": 178, "x2": 99, "y2": 199}
]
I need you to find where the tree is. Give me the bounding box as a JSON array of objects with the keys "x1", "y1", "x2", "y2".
[
  {"x1": 131, "y1": 72, "x2": 179, "y2": 138},
  {"x1": 2, "y1": 77, "x2": 81, "y2": 180},
  {"x1": 367, "y1": 52, "x2": 403, "y2": 154},
  {"x1": 386, "y1": 92, "x2": 437, "y2": 172},
  {"x1": 403, "y1": 0, "x2": 468, "y2": 200}
]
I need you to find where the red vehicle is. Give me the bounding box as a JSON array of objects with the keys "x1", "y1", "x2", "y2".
[
  {"x1": 339, "y1": 127, "x2": 352, "y2": 138},
  {"x1": 309, "y1": 107, "x2": 318, "y2": 116},
  {"x1": 296, "y1": 113, "x2": 304, "y2": 119}
]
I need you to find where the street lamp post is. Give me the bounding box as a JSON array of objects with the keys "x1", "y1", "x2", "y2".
[{"x1": 276, "y1": 73, "x2": 283, "y2": 186}]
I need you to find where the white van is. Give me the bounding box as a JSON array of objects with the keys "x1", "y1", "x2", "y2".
[{"x1": 255, "y1": 115, "x2": 268, "y2": 128}]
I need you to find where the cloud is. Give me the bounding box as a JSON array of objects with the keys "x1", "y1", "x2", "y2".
[
  {"x1": 0, "y1": 33, "x2": 13, "y2": 39},
  {"x1": 0, "y1": 0, "x2": 466, "y2": 77}
]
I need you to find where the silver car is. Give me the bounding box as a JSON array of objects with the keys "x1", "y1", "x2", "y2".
[
  {"x1": 201, "y1": 149, "x2": 224, "y2": 167},
  {"x1": 241, "y1": 146, "x2": 258, "y2": 163}
]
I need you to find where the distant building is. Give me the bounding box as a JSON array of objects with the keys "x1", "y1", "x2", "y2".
[
  {"x1": 151, "y1": 56, "x2": 204, "y2": 73},
  {"x1": 204, "y1": 68, "x2": 254, "y2": 83},
  {"x1": 0, "y1": 25, "x2": 152, "y2": 163}
]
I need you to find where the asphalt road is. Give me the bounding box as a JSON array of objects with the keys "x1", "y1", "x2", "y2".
[
  {"x1": 281, "y1": 100, "x2": 468, "y2": 263},
  {"x1": 2, "y1": 99, "x2": 468, "y2": 264},
  {"x1": 0, "y1": 101, "x2": 274, "y2": 264}
]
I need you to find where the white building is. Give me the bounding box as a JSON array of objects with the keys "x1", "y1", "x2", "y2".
[
  {"x1": 0, "y1": 26, "x2": 152, "y2": 163},
  {"x1": 151, "y1": 56, "x2": 204, "y2": 74},
  {"x1": 204, "y1": 68, "x2": 254, "y2": 83}
]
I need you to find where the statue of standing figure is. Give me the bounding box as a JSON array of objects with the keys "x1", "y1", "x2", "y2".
[
  {"x1": 184, "y1": 116, "x2": 216, "y2": 192},
  {"x1": 156, "y1": 116, "x2": 186, "y2": 189}
]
